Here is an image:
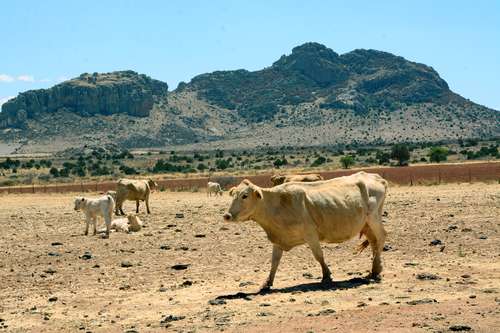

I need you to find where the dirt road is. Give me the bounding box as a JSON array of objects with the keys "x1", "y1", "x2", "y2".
[{"x1": 0, "y1": 183, "x2": 499, "y2": 332}]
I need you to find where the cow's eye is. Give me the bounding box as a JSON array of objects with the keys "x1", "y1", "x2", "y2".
[{"x1": 242, "y1": 194, "x2": 248, "y2": 199}]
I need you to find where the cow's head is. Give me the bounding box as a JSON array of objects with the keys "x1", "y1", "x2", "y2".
[
  {"x1": 74, "y1": 197, "x2": 86, "y2": 211},
  {"x1": 223, "y1": 179, "x2": 262, "y2": 222},
  {"x1": 270, "y1": 175, "x2": 286, "y2": 186},
  {"x1": 147, "y1": 178, "x2": 158, "y2": 190}
]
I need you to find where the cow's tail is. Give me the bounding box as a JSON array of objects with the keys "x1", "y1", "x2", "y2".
[{"x1": 356, "y1": 239, "x2": 370, "y2": 254}]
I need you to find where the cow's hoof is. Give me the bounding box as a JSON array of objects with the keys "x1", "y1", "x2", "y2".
[
  {"x1": 102, "y1": 234, "x2": 109, "y2": 239},
  {"x1": 368, "y1": 273, "x2": 381, "y2": 281},
  {"x1": 258, "y1": 285, "x2": 271, "y2": 294},
  {"x1": 321, "y1": 276, "x2": 333, "y2": 286}
]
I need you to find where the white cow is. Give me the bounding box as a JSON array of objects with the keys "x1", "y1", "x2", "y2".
[
  {"x1": 74, "y1": 194, "x2": 115, "y2": 238},
  {"x1": 207, "y1": 181, "x2": 223, "y2": 197},
  {"x1": 223, "y1": 178, "x2": 386, "y2": 291}
]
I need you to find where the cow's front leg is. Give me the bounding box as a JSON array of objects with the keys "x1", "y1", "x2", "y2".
[
  {"x1": 136, "y1": 200, "x2": 140, "y2": 213},
  {"x1": 260, "y1": 244, "x2": 283, "y2": 292},
  {"x1": 305, "y1": 231, "x2": 332, "y2": 285},
  {"x1": 92, "y1": 216, "x2": 97, "y2": 235},
  {"x1": 84, "y1": 215, "x2": 90, "y2": 236}
]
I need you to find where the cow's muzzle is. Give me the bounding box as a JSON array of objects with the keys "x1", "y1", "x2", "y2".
[{"x1": 223, "y1": 213, "x2": 232, "y2": 222}]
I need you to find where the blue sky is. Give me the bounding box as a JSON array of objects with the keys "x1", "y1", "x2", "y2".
[{"x1": 1, "y1": 0, "x2": 499, "y2": 110}]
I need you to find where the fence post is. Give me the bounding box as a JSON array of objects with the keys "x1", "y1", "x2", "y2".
[
  {"x1": 438, "y1": 169, "x2": 441, "y2": 184},
  {"x1": 468, "y1": 168, "x2": 472, "y2": 183},
  {"x1": 81, "y1": 181, "x2": 84, "y2": 192},
  {"x1": 32, "y1": 184, "x2": 35, "y2": 194},
  {"x1": 410, "y1": 173, "x2": 413, "y2": 186},
  {"x1": 95, "y1": 182, "x2": 98, "y2": 192}
]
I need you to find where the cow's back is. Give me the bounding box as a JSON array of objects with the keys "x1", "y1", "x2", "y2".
[{"x1": 287, "y1": 179, "x2": 369, "y2": 243}]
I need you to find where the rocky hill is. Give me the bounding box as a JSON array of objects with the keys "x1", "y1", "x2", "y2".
[{"x1": 1, "y1": 43, "x2": 498, "y2": 153}]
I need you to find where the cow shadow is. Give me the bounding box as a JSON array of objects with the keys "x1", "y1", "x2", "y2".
[{"x1": 215, "y1": 276, "x2": 379, "y2": 301}]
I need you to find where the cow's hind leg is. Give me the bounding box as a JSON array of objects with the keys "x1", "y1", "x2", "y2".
[
  {"x1": 136, "y1": 200, "x2": 140, "y2": 214},
  {"x1": 364, "y1": 216, "x2": 387, "y2": 278},
  {"x1": 304, "y1": 231, "x2": 332, "y2": 285},
  {"x1": 260, "y1": 244, "x2": 283, "y2": 292}
]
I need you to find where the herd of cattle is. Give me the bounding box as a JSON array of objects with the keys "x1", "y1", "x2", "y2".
[{"x1": 73, "y1": 171, "x2": 388, "y2": 290}]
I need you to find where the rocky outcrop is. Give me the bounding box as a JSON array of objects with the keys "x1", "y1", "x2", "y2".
[{"x1": 0, "y1": 71, "x2": 168, "y2": 128}]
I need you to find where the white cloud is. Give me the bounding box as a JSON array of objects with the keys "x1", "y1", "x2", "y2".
[
  {"x1": 17, "y1": 75, "x2": 35, "y2": 82},
  {"x1": 0, "y1": 74, "x2": 15, "y2": 82},
  {"x1": 0, "y1": 96, "x2": 15, "y2": 109}
]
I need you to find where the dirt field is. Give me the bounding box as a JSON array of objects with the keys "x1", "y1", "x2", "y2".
[{"x1": 0, "y1": 183, "x2": 499, "y2": 332}]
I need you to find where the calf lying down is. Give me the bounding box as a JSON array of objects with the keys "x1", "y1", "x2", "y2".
[{"x1": 100, "y1": 214, "x2": 143, "y2": 233}]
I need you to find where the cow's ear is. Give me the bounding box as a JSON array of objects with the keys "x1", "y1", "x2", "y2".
[
  {"x1": 81, "y1": 198, "x2": 85, "y2": 202},
  {"x1": 254, "y1": 188, "x2": 263, "y2": 199},
  {"x1": 243, "y1": 179, "x2": 250, "y2": 185}
]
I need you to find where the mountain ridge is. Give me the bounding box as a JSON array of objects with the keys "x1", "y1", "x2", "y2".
[{"x1": 1, "y1": 42, "x2": 498, "y2": 153}]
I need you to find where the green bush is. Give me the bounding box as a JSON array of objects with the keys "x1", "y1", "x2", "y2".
[
  {"x1": 340, "y1": 155, "x2": 355, "y2": 169},
  {"x1": 391, "y1": 144, "x2": 410, "y2": 166},
  {"x1": 429, "y1": 146, "x2": 449, "y2": 163}
]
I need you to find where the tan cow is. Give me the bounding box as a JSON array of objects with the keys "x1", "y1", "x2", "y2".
[
  {"x1": 115, "y1": 178, "x2": 157, "y2": 215},
  {"x1": 223, "y1": 178, "x2": 386, "y2": 291},
  {"x1": 270, "y1": 173, "x2": 324, "y2": 186}
]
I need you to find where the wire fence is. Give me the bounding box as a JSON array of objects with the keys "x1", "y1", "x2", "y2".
[{"x1": 0, "y1": 162, "x2": 498, "y2": 195}]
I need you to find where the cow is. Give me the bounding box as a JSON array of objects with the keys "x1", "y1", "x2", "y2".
[
  {"x1": 223, "y1": 178, "x2": 386, "y2": 292},
  {"x1": 207, "y1": 181, "x2": 223, "y2": 197},
  {"x1": 270, "y1": 173, "x2": 324, "y2": 186},
  {"x1": 115, "y1": 178, "x2": 157, "y2": 215},
  {"x1": 74, "y1": 194, "x2": 115, "y2": 238}
]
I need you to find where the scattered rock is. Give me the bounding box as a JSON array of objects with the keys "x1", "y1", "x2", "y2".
[
  {"x1": 357, "y1": 302, "x2": 367, "y2": 307},
  {"x1": 447, "y1": 225, "x2": 458, "y2": 231},
  {"x1": 383, "y1": 244, "x2": 392, "y2": 251},
  {"x1": 171, "y1": 264, "x2": 190, "y2": 270},
  {"x1": 461, "y1": 274, "x2": 471, "y2": 279},
  {"x1": 406, "y1": 298, "x2": 437, "y2": 305},
  {"x1": 461, "y1": 228, "x2": 472, "y2": 232},
  {"x1": 160, "y1": 245, "x2": 171, "y2": 250},
  {"x1": 159, "y1": 287, "x2": 168, "y2": 292},
  {"x1": 181, "y1": 280, "x2": 193, "y2": 287},
  {"x1": 92, "y1": 264, "x2": 100, "y2": 269},
  {"x1": 47, "y1": 252, "x2": 61, "y2": 257},
  {"x1": 313, "y1": 309, "x2": 336, "y2": 316},
  {"x1": 160, "y1": 314, "x2": 185, "y2": 327},
  {"x1": 429, "y1": 239, "x2": 442, "y2": 246},
  {"x1": 440, "y1": 246, "x2": 446, "y2": 252},
  {"x1": 259, "y1": 303, "x2": 271, "y2": 307},
  {"x1": 257, "y1": 312, "x2": 273, "y2": 317},
  {"x1": 51, "y1": 242, "x2": 63, "y2": 246},
  {"x1": 119, "y1": 285, "x2": 130, "y2": 291},
  {"x1": 209, "y1": 299, "x2": 226, "y2": 306},
  {"x1": 80, "y1": 252, "x2": 93, "y2": 260},
  {"x1": 48, "y1": 296, "x2": 58, "y2": 302},
  {"x1": 416, "y1": 273, "x2": 440, "y2": 280},
  {"x1": 121, "y1": 261, "x2": 133, "y2": 268},
  {"x1": 195, "y1": 234, "x2": 206, "y2": 238},
  {"x1": 175, "y1": 213, "x2": 184, "y2": 218},
  {"x1": 239, "y1": 281, "x2": 255, "y2": 287},
  {"x1": 44, "y1": 268, "x2": 57, "y2": 274},
  {"x1": 302, "y1": 272, "x2": 314, "y2": 279},
  {"x1": 478, "y1": 235, "x2": 488, "y2": 240},
  {"x1": 449, "y1": 325, "x2": 472, "y2": 331}
]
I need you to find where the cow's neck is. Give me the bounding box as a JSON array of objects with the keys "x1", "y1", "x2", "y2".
[{"x1": 251, "y1": 189, "x2": 288, "y2": 245}]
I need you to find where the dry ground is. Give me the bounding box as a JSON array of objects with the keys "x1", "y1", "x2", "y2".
[{"x1": 0, "y1": 183, "x2": 499, "y2": 332}]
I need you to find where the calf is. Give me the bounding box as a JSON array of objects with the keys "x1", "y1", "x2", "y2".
[{"x1": 74, "y1": 194, "x2": 114, "y2": 238}]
